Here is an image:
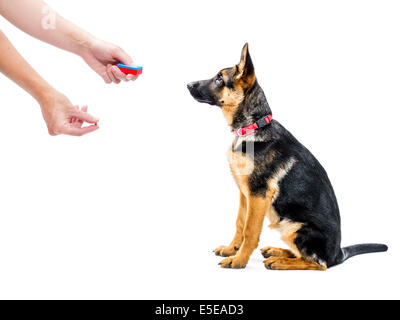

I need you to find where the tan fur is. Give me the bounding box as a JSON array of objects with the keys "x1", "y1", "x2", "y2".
[
  {"x1": 227, "y1": 149, "x2": 254, "y2": 193},
  {"x1": 265, "y1": 158, "x2": 299, "y2": 229},
  {"x1": 214, "y1": 192, "x2": 247, "y2": 257},
  {"x1": 262, "y1": 158, "x2": 305, "y2": 260},
  {"x1": 220, "y1": 195, "x2": 270, "y2": 268},
  {"x1": 219, "y1": 43, "x2": 255, "y2": 125},
  {"x1": 266, "y1": 205, "x2": 280, "y2": 228},
  {"x1": 261, "y1": 164, "x2": 329, "y2": 270},
  {"x1": 267, "y1": 158, "x2": 297, "y2": 202},
  {"x1": 220, "y1": 148, "x2": 277, "y2": 268},
  {"x1": 236, "y1": 73, "x2": 256, "y2": 91},
  {"x1": 261, "y1": 247, "x2": 296, "y2": 258},
  {"x1": 221, "y1": 148, "x2": 324, "y2": 269},
  {"x1": 235, "y1": 43, "x2": 256, "y2": 87},
  {"x1": 264, "y1": 256, "x2": 327, "y2": 270},
  {"x1": 280, "y1": 226, "x2": 302, "y2": 258},
  {"x1": 237, "y1": 43, "x2": 249, "y2": 73},
  {"x1": 267, "y1": 149, "x2": 276, "y2": 164},
  {"x1": 221, "y1": 153, "x2": 304, "y2": 268},
  {"x1": 221, "y1": 87, "x2": 244, "y2": 126},
  {"x1": 217, "y1": 146, "x2": 253, "y2": 262},
  {"x1": 267, "y1": 220, "x2": 302, "y2": 258}
]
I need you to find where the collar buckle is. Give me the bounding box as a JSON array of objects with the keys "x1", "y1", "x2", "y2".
[{"x1": 234, "y1": 114, "x2": 273, "y2": 137}]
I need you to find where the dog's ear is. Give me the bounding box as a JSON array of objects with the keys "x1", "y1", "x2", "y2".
[{"x1": 235, "y1": 43, "x2": 255, "y2": 86}]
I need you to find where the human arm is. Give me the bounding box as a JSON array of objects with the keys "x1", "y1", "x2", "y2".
[
  {"x1": 0, "y1": 30, "x2": 98, "y2": 136},
  {"x1": 0, "y1": 0, "x2": 138, "y2": 83}
]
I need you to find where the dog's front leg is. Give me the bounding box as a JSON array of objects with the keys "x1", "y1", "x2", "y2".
[
  {"x1": 214, "y1": 192, "x2": 247, "y2": 257},
  {"x1": 220, "y1": 196, "x2": 268, "y2": 268}
]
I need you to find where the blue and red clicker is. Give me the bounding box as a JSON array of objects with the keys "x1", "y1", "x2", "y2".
[{"x1": 116, "y1": 63, "x2": 143, "y2": 76}]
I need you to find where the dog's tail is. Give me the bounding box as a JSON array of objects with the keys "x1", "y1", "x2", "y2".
[{"x1": 333, "y1": 243, "x2": 388, "y2": 266}]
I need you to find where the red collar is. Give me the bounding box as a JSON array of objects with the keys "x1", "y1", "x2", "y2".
[{"x1": 234, "y1": 114, "x2": 273, "y2": 136}]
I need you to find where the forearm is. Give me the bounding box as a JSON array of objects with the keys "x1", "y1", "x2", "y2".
[
  {"x1": 0, "y1": 0, "x2": 94, "y2": 55},
  {"x1": 0, "y1": 30, "x2": 54, "y2": 102}
]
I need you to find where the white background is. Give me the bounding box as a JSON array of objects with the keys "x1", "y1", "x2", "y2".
[{"x1": 0, "y1": 0, "x2": 399, "y2": 299}]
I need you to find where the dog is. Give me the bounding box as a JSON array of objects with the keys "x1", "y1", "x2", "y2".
[{"x1": 187, "y1": 43, "x2": 387, "y2": 270}]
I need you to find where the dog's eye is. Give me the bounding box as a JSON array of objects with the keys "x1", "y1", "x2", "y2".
[{"x1": 215, "y1": 75, "x2": 223, "y2": 86}]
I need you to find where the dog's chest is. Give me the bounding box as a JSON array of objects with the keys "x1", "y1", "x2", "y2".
[{"x1": 227, "y1": 140, "x2": 254, "y2": 195}]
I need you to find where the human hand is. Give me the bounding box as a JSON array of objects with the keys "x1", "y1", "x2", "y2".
[
  {"x1": 80, "y1": 38, "x2": 139, "y2": 84},
  {"x1": 40, "y1": 90, "x2": 99, "y2": 136}
]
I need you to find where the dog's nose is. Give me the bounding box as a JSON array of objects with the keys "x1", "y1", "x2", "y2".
[{"x1": 187, "y1": 82, "x2": 197, "y2": 90}]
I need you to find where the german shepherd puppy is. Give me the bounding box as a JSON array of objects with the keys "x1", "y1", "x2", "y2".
[{"x1": 187, "y1": 43, "x2": 387, "y2": 270}]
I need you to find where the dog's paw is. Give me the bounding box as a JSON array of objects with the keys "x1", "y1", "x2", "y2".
[
  {"x1": 261, "y1": 247, "x2": 275, "y2": 258},
  {"x1": 264, "y1": 256, "x2": 282, "y2": 270},
  {"x1": 264, "y1": 256, "x2": 327, "y2": 271},
  {"x1": 219, "y1": 255, "x2": 249, "y2": 269},
  {"x1": 214, "y1": 245, "x2": 238, "y2": 257},
  {"x1": 261, "y1": 246, "x2": 295, "y2": 259}
]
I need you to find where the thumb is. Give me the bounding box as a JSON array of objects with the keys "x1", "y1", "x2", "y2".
[
  {"x1": 114, "y1": 47, "x2": 134, "y2": 66},
  {"x1": 73, "y1": 109, "x2": 99, "y2": 124}
]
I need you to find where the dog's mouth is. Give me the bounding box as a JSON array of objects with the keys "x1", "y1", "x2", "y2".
[
  {"x1": 193, "y1": 98, "x2": 214, "y2": 104},
  {"x1": 187, "y1": 83, "x2": 215, "y2": 105}
]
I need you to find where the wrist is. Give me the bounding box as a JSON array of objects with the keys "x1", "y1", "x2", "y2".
[
  {"x1": 74, "y1": 34, "x2": 97, "y2": 58},
  {"x1": 35, "y1": 85, "x2": 57, "y2": 107}
]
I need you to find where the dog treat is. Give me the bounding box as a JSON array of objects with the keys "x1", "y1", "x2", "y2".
[{"x1": 116, "y1": 63, "x2": 143, "y2": 75}]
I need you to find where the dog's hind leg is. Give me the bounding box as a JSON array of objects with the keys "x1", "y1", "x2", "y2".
[
  {"x1": 264, "y1": 256, "x2": 327, "y2": 270},
  {"x1": 264, "y1": 226, "x2": 327, "y2": 270},
  {"x1": 260, "y1": 220, "x2": 303, "y2": 259},
  {"x1": 214, "y1": 192, "x2": 247, "y2": 257},
  {"x1": 261, "y1": 247, "x2": 296, "y2": 259}
]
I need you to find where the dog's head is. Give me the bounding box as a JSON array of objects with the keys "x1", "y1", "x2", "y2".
[{"x1": 187, "y1": 43, "x2": 256, "y2": 124}]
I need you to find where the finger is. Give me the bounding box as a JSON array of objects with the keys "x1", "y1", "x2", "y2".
[
  {"x1": 113, "y1": 47, "x2": 134, "y2": 66},
  {"x1": 74, "y1": 106, "x2": 82, "y2": 123},
  {"x1": 101, "y1": 71, "x2": 112, "y2": 84},
  {"x1": 69, "y1": 106, "x2": 77, "y2": 123},
  {"x1": 126, "y1": 74, "x2": 138, "y2": 81},
  {"x1": 106, "y1": 64, "x2": 118, "y2": 84},
  {"x1": 63, "y1": 124, "x2": 99, "y2": 137},
  {"x1": 73, "y1": 109, "x2": 99, "y2": 124},
  {"x1": 70, "y1": 105, "x2": 80, "y2": 124},
  {"x1": 112, "y1": 66, "x2": 128, "y2": 81},
  {"x1": 106, "y1": 64, "x2": 120, "y2": 84},
  {"x1": 75, "y1": 105, "x2": 87, "y2": 127}
]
